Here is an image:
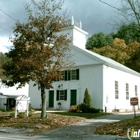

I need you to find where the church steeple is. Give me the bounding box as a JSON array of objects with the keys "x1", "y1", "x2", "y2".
[{"x1": 59, "y1": 16, "x2": 88, "y2": 49}]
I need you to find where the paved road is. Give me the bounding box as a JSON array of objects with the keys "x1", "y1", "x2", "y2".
[
  {"x1": 1, "y1": 112, "x2": 140, "y2": 140},
  {"x1": 37, "y1": 112, "x2": 140, "y2": 140},
  {"x1": 0, "y1": 133, "x2": 50, "y2": 140}
]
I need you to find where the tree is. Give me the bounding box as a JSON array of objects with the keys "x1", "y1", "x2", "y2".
[
  {"x1": 0, "y1": 53, "x2": 10, "y2": 80},
  {"x1": 115, "y1": 22, "x2": 140, "y2": 44},
  {"x1": 92, "y1": 38, "x2": 129, "y2": 65},
  {"x1": 98, "y1": 0, "x2": 140, "y2": 72},
  {"x1": 2, "y1": 0, "x2": 72, "y2": 118},
  {"x1": 125, "y1": 41, "x2": 140, "y2": 72},
  {"x1": 86, "y1": 32, "x2": 113, "y2": 50},
  {"x1": 99, "y1": 0, "x2": 140, "y2": 44},
  {"x1": 99, "y1": 0, "x2": 140, "y2": 28},
  {"x1": 83, "y1": 88, "x2": 91, "y2": 107},
  {"x1": 92, "y1": 38, "x2": 140, "y2": 72},
  {"x1": 125, "y1": 49, "x2": 140, "y2": 72}
]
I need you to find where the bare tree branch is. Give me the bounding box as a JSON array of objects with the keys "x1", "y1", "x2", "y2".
[{"x1": 99, "y1": 0, "x2": 120, "y2": 11}]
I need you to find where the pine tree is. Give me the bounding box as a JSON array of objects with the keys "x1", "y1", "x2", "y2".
[{"x1": 83, "y1": 88, "x2": 91, "y2": 107}]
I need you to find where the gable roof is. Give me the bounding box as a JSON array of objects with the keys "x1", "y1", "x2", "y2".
[{"x1": 70, "y1": 44, "x2": 140, "y2": 77}]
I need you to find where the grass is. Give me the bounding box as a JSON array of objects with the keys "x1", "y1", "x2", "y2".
[
  {"x1": 51, "y1": 112, "x2": 111, "y2": 119},
  {"x1": 0, "y1": 110, "x2": 113, "y2": 135},
  {"x1": 0, "y1": 111, "x2": 85, "y2": 134},
  {"x1": 2, "y1": 110, "x2": 138, "y2": 137}
]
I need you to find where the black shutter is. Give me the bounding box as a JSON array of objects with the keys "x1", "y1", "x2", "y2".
[
  {"x1": 76, "y1": 69, "x2": 79, "y2": 80},
  {"x1": 65, "y1": 70, "x2": 67, "y2": 81},
  {"x1": 56, "y1": 90, "x2": 59, "y2": 101},
  {"x1": 68, "y1": 70, "x2": 71, "y2": 81},
  {"x1": 64, "y1": 90, "x2": 67, "y2": 100}
]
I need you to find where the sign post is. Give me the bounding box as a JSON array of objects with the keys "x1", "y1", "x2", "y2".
[
  {"x1": 130, "y1": 97, "x2": 138, "y2": 118},
  {"x1": 15, "y1": 95, "x2": 30, "y2": 118}
]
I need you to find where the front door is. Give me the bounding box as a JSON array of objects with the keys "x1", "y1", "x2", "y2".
[
  {"x1": 49, "y1": 91, "x2": 54, "y2": 107},
  {"x1": 70, "y1": 90, "x2": 77, "y2": 106}
]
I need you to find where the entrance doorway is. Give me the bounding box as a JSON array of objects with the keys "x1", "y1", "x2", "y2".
[
  {"x1": 70, "y1": 90, "x2": 77, "y2": 106},
  {"x1": 49, "y1": 91, "x2": 54, "y2": 107}
]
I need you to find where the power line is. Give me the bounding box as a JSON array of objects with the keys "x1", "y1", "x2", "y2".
[
  {"x1": 99, "y1": 0, "x2": 120, "y2": 11},
  {"x1": 0, "y1": 8, "x2": 17, "y2": 22},
  {"x1": 0, "y1": 26, "x2": 11, "y2": 32}
]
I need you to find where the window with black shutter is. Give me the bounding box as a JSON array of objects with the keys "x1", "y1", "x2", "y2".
[
  {"x1": 57, "y1": 90, "x2": 67, "y2": 100},
  {"x1": 54, "y1": 69, "x2": 79, "y2": 82},
  {"x1": 64, "y1": 90, "x2": 67, "y2": 100},
  {"x1": 65, "y1": 70, "x2": 68, "y2": 81},
  {"x1": 76, "y1": 69, "x2": 79, "y2": 80},
  {"x1": 68, "y1": 70, "x2": 71, "y2": 80},
  {"x1": 56, "y1": 90, "x2": 59, "y2": 101}
]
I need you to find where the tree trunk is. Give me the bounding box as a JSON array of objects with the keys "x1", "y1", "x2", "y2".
[{"x1": 41, "y1": 85, "x2": 47, "y2": 118}]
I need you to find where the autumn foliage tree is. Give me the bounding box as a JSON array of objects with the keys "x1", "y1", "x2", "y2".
[
  {"x1": 92, "y1": 38, "x2": 140, "y2": 72},
  {"x1": 92, "y1": 38, "x2": 129, "y2": 65},
  {"x1": 125, "y1": 41, "x2": 140, "y2": 72},
  {"x1": 2, "y1": 0, "x2": 72, "y2": 118}
]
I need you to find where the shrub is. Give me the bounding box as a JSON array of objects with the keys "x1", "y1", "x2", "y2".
[
  {"x1": 29, "y1": 112, "x2": 33, "y2": 117},
  {"x1": 69, "y1": 105, "x2": 78, "y2": 112},
  {"x1": 18, "y1": 113, "x2": 25, "y2": 118},
  {"x1": 78, "y1": 103, "x2": 100, "y2": 113},
  {"x1": 0, "y1": 109, "x2": 5, "y2": 112},
  {"x1": 11, "y1": 107, "x2": 15, "y2": 111},
  {"x1": 10, "y1": 112, "x2": 15, "y2": 118},
  {"x1": 78, "y1": 103, "x2": 90, "y2": 113},
  {"x1": 100, "y1": 109, "x2": 103, "y2": 112},
  {"x1": 88, "y1": 107, "x2": 100, "y2": 113},
  {"x1": 83, "y1": 88, "x2": 91, "y2": 107},
  {"x1": 29, "y1": 103, "x2": 33, "y2": 111}
]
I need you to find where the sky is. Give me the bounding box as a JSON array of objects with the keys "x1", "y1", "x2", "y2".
[{"x1": 0, "y1": 0, "x2": 121, "y2": 53}]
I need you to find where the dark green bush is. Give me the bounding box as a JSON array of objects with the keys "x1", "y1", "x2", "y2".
[
  {"x1": 78, "y1": 103, "x2": 100, "y2": 113},
  {"x1": 78, "y1": 103, "x2": 90, "y2": 113},
  {"x1": 88, "y1": 107, "x2": 100, "y2": 113}
]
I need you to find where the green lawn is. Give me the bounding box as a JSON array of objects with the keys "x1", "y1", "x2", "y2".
[{"x1": 51, "y1": 112, "x2": 111, "y2": 119}]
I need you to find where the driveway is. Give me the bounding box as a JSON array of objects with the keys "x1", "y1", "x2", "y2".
[
  {"x1": 0, "y1": 112, "x2": 140, "y2": 140},
  {"x1": 37, "y1": 112, "x2": 140, "y2": 140}
]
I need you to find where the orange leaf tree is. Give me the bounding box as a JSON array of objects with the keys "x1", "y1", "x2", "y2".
[
  {"x1": 92, "y1": 38, "x2": 129, "y2": 65},
  {"x1": 92, "y1": 38, "x2": 140, "y2": 72},
  {"x1": 2, "y1": 0, "x2": 72, "y2": 118}
]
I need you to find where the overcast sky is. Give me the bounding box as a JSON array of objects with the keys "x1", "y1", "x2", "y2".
[{"x1": 0, "y1": 0, "x2": 121, "y2": 53}]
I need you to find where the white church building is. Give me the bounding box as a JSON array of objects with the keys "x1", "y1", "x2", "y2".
[{"x1": 29, "y1": 17, "x2": 140, "y2": 112}]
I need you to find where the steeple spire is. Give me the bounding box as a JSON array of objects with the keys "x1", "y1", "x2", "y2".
[{"x1": 71, "y1": 16, "x2": 74, "y2": 25}]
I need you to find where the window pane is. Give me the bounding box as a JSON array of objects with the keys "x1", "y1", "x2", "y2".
[
  {"x1": 135, "y1": 85, "x2": 138, "y2": 96},
  {"x1": 71, "y1": 70, "x2": 76, "y2": 80},
  {"x1": 60, "y1": 90, "x2": 65, "y2": 100},
  {"x1": 59, "y1": 90, "x2": 67, "y2": 100},
  {"x1": 115, "y1": 81, "x2": 119, "y2": 99},
  {"x1": 126, "y1": 92, "x2": 129, "y2": 99},
  {"x1": 61, "y1": 71, "x2": 65, "y2": 80},
  {"x1": 126, "y1": 83, "x2": 129, "y2": 99}
]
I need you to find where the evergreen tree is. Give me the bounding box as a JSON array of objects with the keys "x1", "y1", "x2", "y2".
[{"x1": 83, "y1": 88, "x2": 91, "y2": 107}]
